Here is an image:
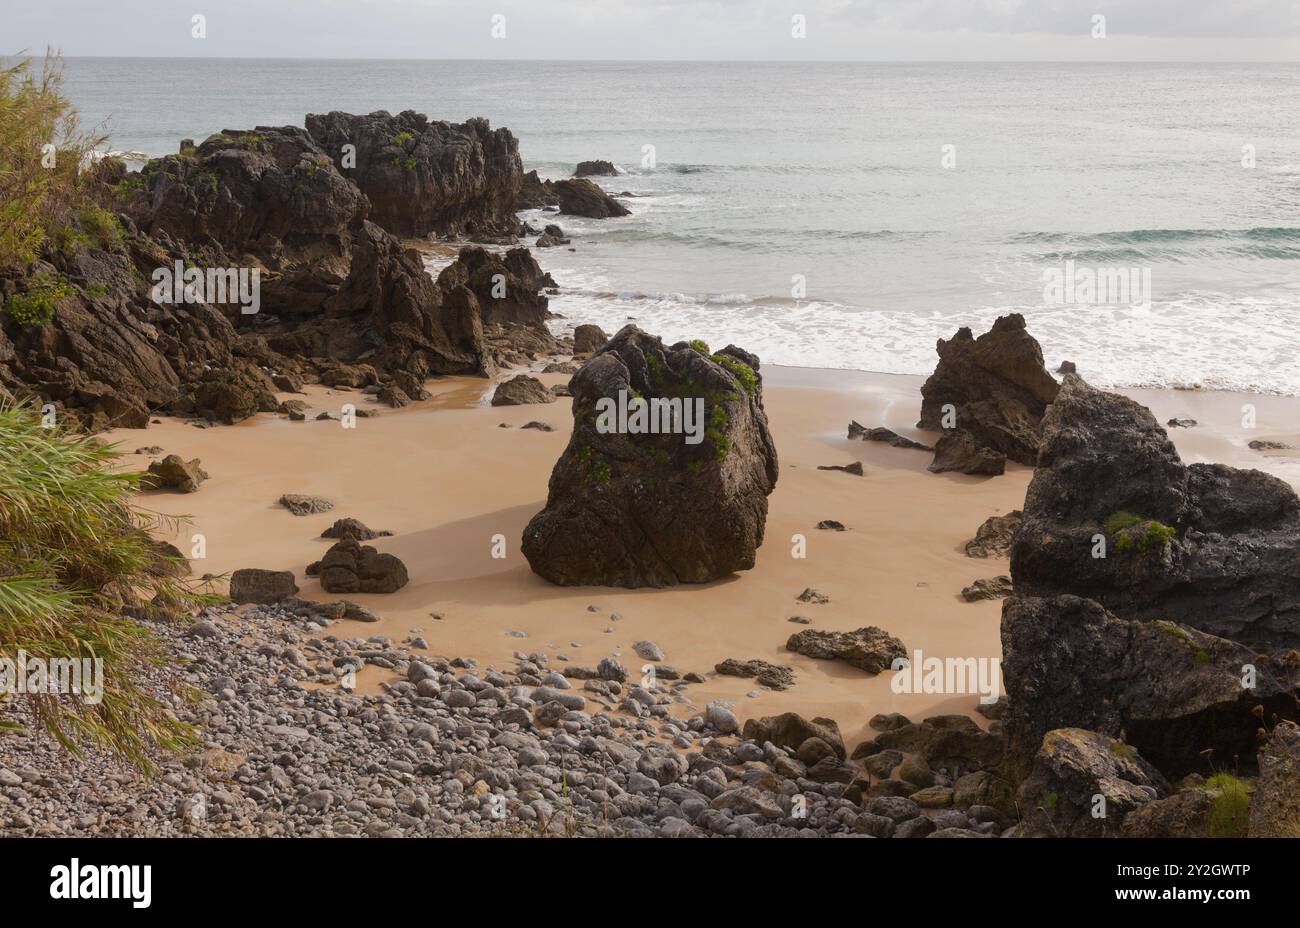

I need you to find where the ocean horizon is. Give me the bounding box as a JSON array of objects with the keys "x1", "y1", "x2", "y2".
[{"x1": 60, "y1": 56, "x2": 1300, "y2": 395}]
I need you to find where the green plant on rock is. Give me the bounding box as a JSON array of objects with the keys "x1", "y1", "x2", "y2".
[
  {"x1": 711, "y1": 352, "x2": 758, "y2": 395},
  {"x1": 688, "y1": 339, "x2": 711, "y2": 355},
  {"x1": 0, "y1": 402, "x2": 208, "y2": 771},
  {"x1": 1106, "y1": 511, "x2": 1177, "y2": 553},
  {"x1": 1205, "y1": 773, "x2": 1252, "y2": 837},
  {"x1": 393, "y1": 130, "x2": 415, "y2": 146},
  {"x1": 2, "y1": 273, "x2": 71, "y2": 326}
]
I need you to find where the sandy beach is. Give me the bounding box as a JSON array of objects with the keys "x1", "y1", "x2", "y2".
[{"x1": 109, "y1": 362, "x2": 1300, "y2": 752}]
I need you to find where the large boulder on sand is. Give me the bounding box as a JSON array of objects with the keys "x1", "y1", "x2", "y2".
[
  {"x1": 1011, "y1": 374, "x2": 1300, "y2": 651},
  {"x1": 554, "y1": 178, "x2": 631, "y2": 219},
  {"x1": 917, "y1": 314, "x2": 1059, "y2": 465},
  {"x1": 1001, "y1": 594, "x2": 1300, "y2": 780},
  {"x1": 491, "y1": 374, "x2": 555, "y2": 406},
  {"x1": 143, "y1": 454, "x2": 208, "y2": 492},
  {"x1": 229, "y1": 568, "x2": 299, "y2": 604},
  {"x1": 318, "y1": 538, "x2": 409, "y2": 594},
  {"x1": 521, "y1": 326, "x2": 778, "y2": 587}
]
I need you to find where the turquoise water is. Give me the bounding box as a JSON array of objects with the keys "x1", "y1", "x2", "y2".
[{"x1": 62, "y1": 58, "x2": 1300, "y2": 393}]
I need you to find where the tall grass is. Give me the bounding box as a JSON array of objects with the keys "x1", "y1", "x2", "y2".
[
  {"x1": 0, "y1": 402, "x2": 205, "y2": 770},
  {"x1": 0, "y1": 50, "x2": 105, "y2": 269}
]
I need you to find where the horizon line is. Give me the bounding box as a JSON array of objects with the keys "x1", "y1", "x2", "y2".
[{"x1": 16, "y1": 54, "x2": 1300, "y2": 65}]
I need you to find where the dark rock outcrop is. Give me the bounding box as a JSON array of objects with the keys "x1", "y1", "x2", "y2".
[
  {"x1": 305, "y1": 110, "x2": 523, "y2": 240},
  {"x1": 961, "y1": 576, "x2": 1012, "y2": 601},
  {"x1": 521, "y1": 326, "x2": 778, "y2": 587},
  {"x1": 574, "y1": 160, "x2": 618, "y2": 177},
  {"x1": 917, "y1": 314, "x2": 1059, "y2": 465},
  {"x1": 928, "y1": 430, "x2": 1006, "y2": 476},
  {"x1": 1001, "y1": 595, "x2": 1300, "y2": 779},
  {"x1": 1013, "y1": 728, "x2": 1169, "y2": 837},
  {"x1": 490, "y1": 374, "x2": 555, "y2": 406},
  {"x1": 320, "y1": 517, "x2": 392, "y2": 541},
  {"x1": 515, "y1": 170, "x2": 558, "y2": 210},
  {"x1": 572, "y1": 324, "x2": 607, "y2": 355},
  {"x1": 1010, "y1": 375, "x2": 1300, "y2": 651},
  {"x1": 963, "y1": 510, "x2": 1021, "y2": 558},
  {"x1": 434, "y1": 246, "x2": 553, "y2": 328},
  {"x1": 554, "y1": 179, "x2": 631, "y2": 219},
  {"x1": 318, "y1": 538, "x2": 409, "y2": 594}
]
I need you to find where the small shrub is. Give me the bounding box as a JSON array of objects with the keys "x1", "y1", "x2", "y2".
[
  {"x1": 1104, "y1": 511, "x2": 1144, "y2": 535},
  {"x1": 713, "y1": 353, "x2": 758, "y2": 394},
  {"x1": 2, "y1": 273, "x2": 71, "y2": 326},
  {"x1": 1205, "y1": 773, "x2": 1252, "y2": 837},
  {"x1": 688, "y1": 339, "x2": 710, "y2": 355}
]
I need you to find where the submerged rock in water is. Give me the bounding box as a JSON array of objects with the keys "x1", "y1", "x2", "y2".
[
  {"x1": 574, "y1": 159, "x2": 618, "y2": 177},
  {"x1": 522, "y1": 325, "x2": 778, "y2": 587},
  {"x1": 917, "y1": 314, "x2": 1059, "y2": 465},
  {"x1": 554, "y1": 178, "x2": 631, "y2": 219}
]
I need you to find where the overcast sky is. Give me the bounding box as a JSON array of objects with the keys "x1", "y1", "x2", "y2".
[{"x1": 7, "y1": 0, "x2": 1300, "y2": 60}]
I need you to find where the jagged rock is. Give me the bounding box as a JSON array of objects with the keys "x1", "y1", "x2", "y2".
[
  {"x1": 816, "y1": 520, "x2": 846, "y2": 531},
  {"x1": 1167, "y1": 417, "x2": 1197, "y2": 428},
  {"x1": 1001, "y1": 594, "x2": 1300, "y2": 779},
  {"x1": 1249, "y1": 720, "x2": 1300, "y2": 837},
  {"x1": 1057, "y1": 360, "x2": 1076, "y2": 374},
  {"x1": 318, "y1": 538, "x2": 409, "y2": 594},
  {"x1": 279, "y1": 493, "x2": 334, "y2": 516},
  {"x1": 228, "y1": 568, "x2": 299, "y2": 604},
  {"x1": 742, "y1": 712, "x2": 846, "y2": 760},
  {"x1": 521, "y1": 326, "x2": 778, "y2": 587},
  {"x1": 714, "y1": 659, "x2": 794, "y2": 691},
  {"x1": 960, "y1": 576, "x2": 1012, "y2": 601},
  {"x1": 572, "y1": 324, "x2": 607, "y2": 355},
  {"x1": 542, "y1": 360, "x2": 577, "y2": 375},
  {"x1": 574, "y1": 160, "x2": 617, "y2": 177},
  {"x1": 375, "y1": 384, "x2": 411, "y2": 408},
  {"x1": 435, "y1": 246, "x2": 554, "y2": 328},
  {"x1": 272, "y1": 372, "x2": 303, "y2": 392},
  {"x1": 305, "y1": 110, "x2": 522, "y2": 239},
  {"x1": 785, "y1": 626, "x2": 905, "y2": 674},
  {"x1": 320, "y1": 518, "x2": 392, "y2": 541},
  {"x1": 847, "y1": 421, "x2": 933, "y2": 451},
  {"x1": 1013, "y1": 728, "x2": 1169, "y2": 837},
  {"x1": 928, "y1": 430, "x2": 1006, "y2": 476},
  {"x1": 964, "y1": 510, "x2": 1021, "y2": 558},
  {"x1": 817, "y1": 461, "x2": 864, "y2": 476},
  {"x1": 554, "y1": 178, "x2": 631, "y2": 219},
  {"x1": 490, "y1": 374, "x2": 555, "y2": 406},
  {"x1": 142, "y1": 454, "x2": 208, "y2": 492},
  {"x1": 516, "y1": 170, "x2": 558, "y2": 210},
  {"x1": 1250, "y1": 439, "x2": 1296, "y2": 451},
  {"x1": 917, "y1": 314, "x2": 1059, "y2": 465},
  {"x1": 192, "y1": 365, "x2": 280, "y2": 424},
  {"x1": 1010, "y1": 375, "x2": 1300, "y2": 651}
]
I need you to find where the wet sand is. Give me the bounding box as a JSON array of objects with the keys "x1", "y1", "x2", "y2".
[{"x1": 109, "y1": 364, "x2": 1300, "y2": 751}]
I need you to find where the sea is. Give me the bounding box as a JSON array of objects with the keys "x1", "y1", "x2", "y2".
[{"x1": 59, "y1": 58, "x2": 1300, "y2": 394}]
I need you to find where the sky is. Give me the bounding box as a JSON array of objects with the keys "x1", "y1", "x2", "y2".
[{"x1": 5, "y1": 0, "x2": 1300, "y2": 61}]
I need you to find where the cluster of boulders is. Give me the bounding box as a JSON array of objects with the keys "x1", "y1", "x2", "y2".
[
  {"x1": 996, "y1": 373, "x2": 1300, "y2": 836},
  {"x1": 0, "y1": 604, "x2": 1011, "y2": 838},
  {"x1": 0, "y1": 110, "x2": 595, "y2": 429}
]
